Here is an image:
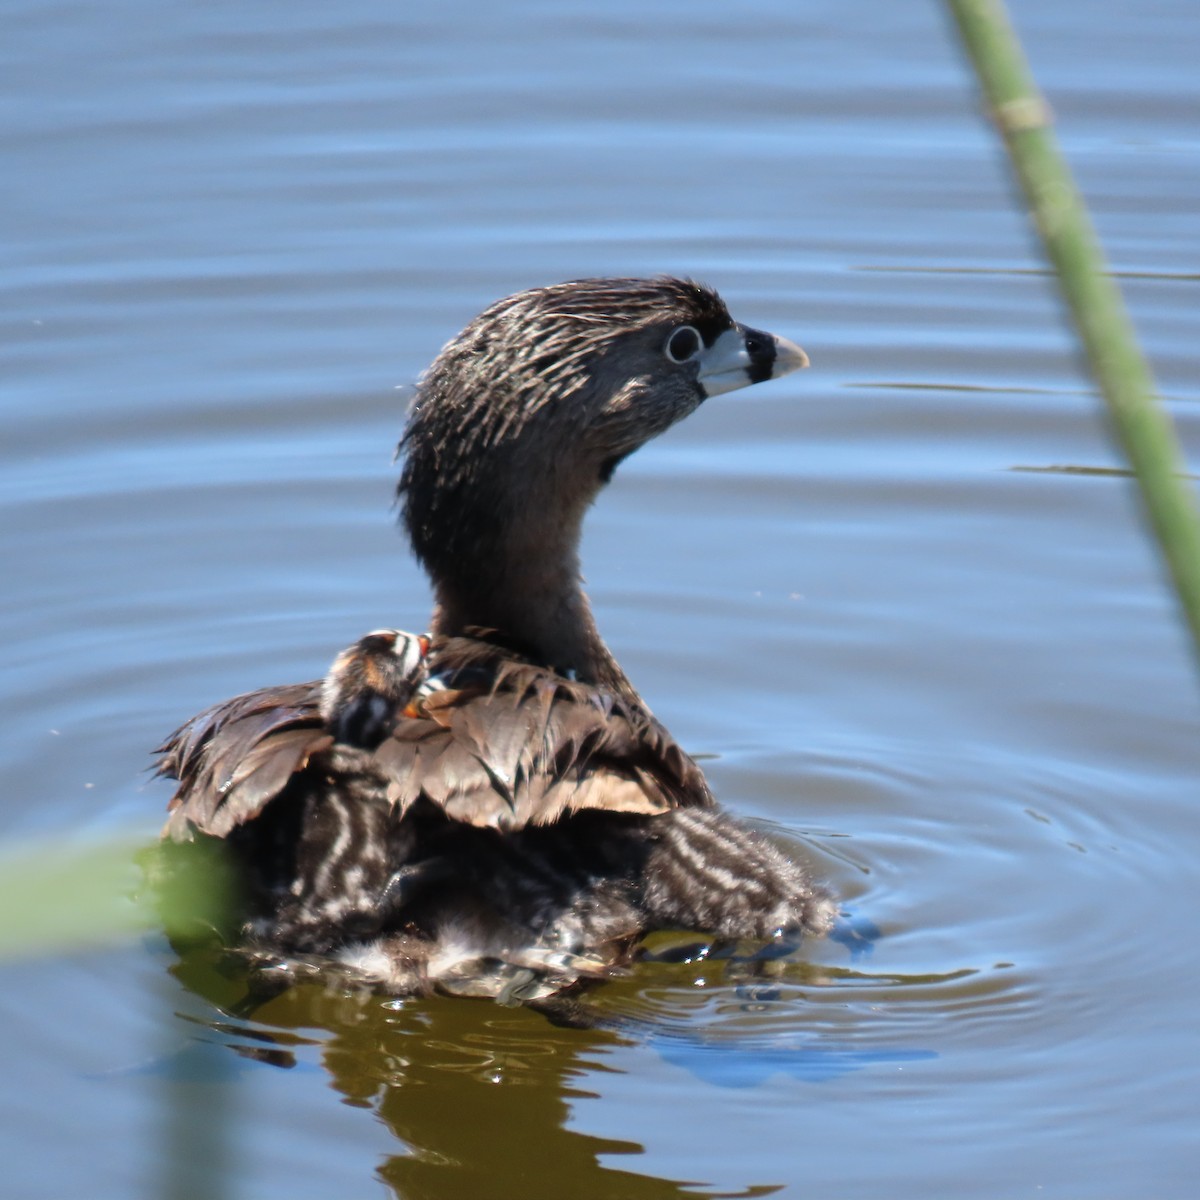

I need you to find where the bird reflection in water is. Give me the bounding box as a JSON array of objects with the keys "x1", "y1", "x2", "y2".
[{"x1": 162, "y1": 927, "x2": 924, "y2": 1200}]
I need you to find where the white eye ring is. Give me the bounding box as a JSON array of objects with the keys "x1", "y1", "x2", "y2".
[{"x1": 664, "y1": 325, "x2": 703, "y2": 364}]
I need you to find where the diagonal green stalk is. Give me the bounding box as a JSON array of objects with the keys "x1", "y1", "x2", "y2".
[{"x1": 946, "y1": 0, "x2": 1200, "y2": 668}]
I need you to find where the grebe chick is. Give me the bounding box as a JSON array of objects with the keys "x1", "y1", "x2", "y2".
[
  {"x1": 320, "y1": 628, "x2": 429, "y2": 749},
  {"x1": 157, "y1": 277, "x2": 834, "y2": 999}
]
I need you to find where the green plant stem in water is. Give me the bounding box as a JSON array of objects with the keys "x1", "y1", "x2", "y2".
[
  {"x1": 0, "y1": 834, "x2": 231, "y2": 961},
  {"x1": 0, "y1": 836, "x2": 149, "y2": 960},
  {"x1": 946, "y1": 0, "x2": 1200, "y2": 666}
]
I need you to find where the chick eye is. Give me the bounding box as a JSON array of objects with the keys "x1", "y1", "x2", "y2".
[{"x1": 664, "y1": 325, "x2": 702, "y2": 363}]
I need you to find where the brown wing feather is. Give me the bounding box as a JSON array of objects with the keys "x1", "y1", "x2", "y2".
[
  {"x1": 155, "y1": 681, "x2": 329, "y2": 841},
  {"x1": 368, "y1": 641, "x2": 714, "y2": 829},
  {"x1": 155, "y1": 637, "x2": 713, "y2": 842}
]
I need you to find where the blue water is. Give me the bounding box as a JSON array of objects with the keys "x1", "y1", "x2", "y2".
[{"x1": 3, "y1": 1, "x2": 1199, "y2": 1196}]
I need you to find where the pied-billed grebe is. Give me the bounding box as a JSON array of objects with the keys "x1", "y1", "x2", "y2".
[{"x1": 157, "y1": 277, "x2": 834, "y2": 1002}]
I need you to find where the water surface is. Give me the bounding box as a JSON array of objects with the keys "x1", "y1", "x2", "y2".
[{"x1": 3, "y1": 1, "x2": 1199, "y2": 1196}]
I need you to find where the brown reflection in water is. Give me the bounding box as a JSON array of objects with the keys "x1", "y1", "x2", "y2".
[
  {"x1": 169, "y1": 949, "x2": 781, "y2": 1200},
  {"x1": 1008, "y1": 463, "x2": 1200, "y2": 479}
]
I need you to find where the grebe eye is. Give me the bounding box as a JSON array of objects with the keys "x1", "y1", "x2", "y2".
[{"x1": 664, "y1": 325, "x2": 702, "y2": 363}]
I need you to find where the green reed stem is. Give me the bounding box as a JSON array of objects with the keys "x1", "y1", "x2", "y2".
[
  {"x1": 946, "y1": 0, "x2": 1200, "y2": 666},
  {"x1": 0, "y1": 835, "x2": 230, "y2": 961}
]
